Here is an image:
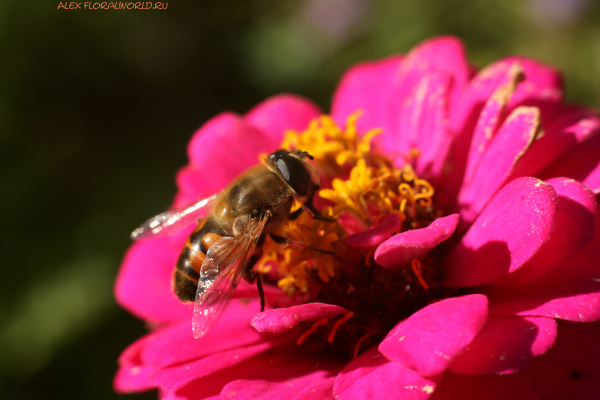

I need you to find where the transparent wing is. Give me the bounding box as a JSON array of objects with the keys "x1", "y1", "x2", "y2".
[
  {"x1": 192, "y1": 214, "x2": 268, "y2": 339},
  {"x1": 131, "y1": 195, "x2": 217, "y2": 240}
]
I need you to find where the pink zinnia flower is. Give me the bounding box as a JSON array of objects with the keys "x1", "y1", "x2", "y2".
[{"x1": 114, "y1": 36, "x2": 600, "y2": 399}]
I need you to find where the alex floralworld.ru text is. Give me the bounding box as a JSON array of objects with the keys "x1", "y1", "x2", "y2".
[{"x1": 57, "y1": 2, "x2": 168, "y2": 9}]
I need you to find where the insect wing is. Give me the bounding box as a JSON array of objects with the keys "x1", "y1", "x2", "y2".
[
  {"x1": 131, "y1": 195, "x2": 217, "y2": 240},
  {"x1": 192, "y1": 214, "x2": 268, "y2": 338}
]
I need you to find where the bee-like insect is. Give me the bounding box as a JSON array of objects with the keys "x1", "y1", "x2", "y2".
[{"x1": 131, "y1": 149, "x2": 322, "y2": 338}]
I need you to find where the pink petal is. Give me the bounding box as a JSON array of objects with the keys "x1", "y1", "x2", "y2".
[
  {"x1": 490, "y1": 178, "x2": 596, "y2": 286},
  {"x1": 157, "y1": 350, "x2": 287, "y2": 399},
  {"x1": 114, "y1": 335, "x2": 154, "y2": 393},
  {"x1": 334, "y1": 346, "x2": 441, "y2": 400},
  {"x1": 331, "y1": 55, "x2": 402, "y2": 135},
  {"x1": 114, "y1": 300, "x2": 270, "y2": 393},
  {"x1": 179, "y1": 112, "x2": 280, "y2": 202},
  {"x1": 539, "y1": 133, "x2": 600, "y2": 194},
  {"x1": 344, "y1": 213, "x2": 400, "y2": 248},
  {"x1": 245, "y1": 94, "x2": 322, "y2": 143},
  {"x1": 142, "y1": 300, "x2": 264, "y2": 369},
  {"x1": 291, "y1": 377, "x2": 336, "y2": 400},
  {"x1": 161, "y1": 343, "x2": 343, "y2": 399},
  {"x1": 451, "y1": 61, "x2": 506, "y2": 139},
  {"x1": 221, "y1": 373, "x2": 336, "y2": 400},
  {"x1": 504, "y1": 56, "x2": 563, "y2": 109},
  {"x1": 514, "y1": 320, "x2": 600, "y2": 400},
  {"x1": 451, "y1": 57, "x2": 562, "y2": 139},
  {"x1": 487, "y1": 203, "x2": 600, "y2": 322},
  {"x1": 115, "y1": 235, "x2": 192, "y2": 324},
  {"x1": 457, "y1": 107, "x2": 541, "y2": 228},
  {"x1": 443, "y1": 177, "x2": 558, "y2": 287},
  {"x1": 395, "y1": 72, "x2": 452, "y2": 166},
  {"x1": 539, "y1": 202, "x2": 600, "y2": 281},
  {"x1": 415, "y1": 74, "x2": 453, "y2": 179},
  {"x1": 400, "y1": 36, "x2": 469, "y2": 109},
  {"x1": 510, "y1": 107, "x2": 600, "y2": 179},
  {"x1": 375, "y1": 214, "x2": 459, "y2": 271},
  {"x1": 159, "y1": 388, "x2": 215, "y2": 400},
  {"x1": 430, "y1": 372, "x2": 541, "y2": 400},
  {"x1": 462, "y1": 64, "x2": 524, "y2": 186},
  {"x1": 488, "y1": 278, "x2": 600, "y2": 322},
  {"x1": 151, "y1": 341, "x2": 276, "y2": 390},
  {"x1": 379, "y1": 294, "x2": 488, "y2": 376},
  {"x1": 250, "y1": 303, "x2": 348, "y2": 333},
  {"x1": 445, "y1": 57, "x2": 562, "y2": 211},
  {"x1": 159, "y1": 372, "x2": 228, "y2": 399},
  {"x1": 173, "y1": 165, "x2": 220, "y2": 207},
  {"x1": 386, "y1": 37, "x2": 469, "y2": 163},
  {"x1": 448, "y1": 315, "x2": 557, "y2": 375},
  {"x1": 114, "y1": 366, "x2": 154, "y2": 394},
  {"x1": 448, "y1": 60, "x2": 524, "y2": 187}
]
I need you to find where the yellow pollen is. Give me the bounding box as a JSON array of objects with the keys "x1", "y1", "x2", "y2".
[
  {"x1": 253, "y1": 111, "x2": 446, "y2": 359},
  {"x1": 259, "y1": 111, "x2": 439, "y2": 303},
  {"x1": 281, "y1": 111, "x2": 382, "y2": 176},
  {"x1": 297, "y1": 317, "x2": 329, "y2": 345},
  {"x1": 327, "y1": 312, "x2": 355, "y2": 343},
  {"x1": 411, "y1": 259, "x2": 429, "y2": 290},
  {"x1": 320, "y1": 160, "x2": 436, "y2": 229}
]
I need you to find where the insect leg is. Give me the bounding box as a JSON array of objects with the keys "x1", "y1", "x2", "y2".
[
  {"x1": 288, "y1": 205, "x2": 307, "y2": 221},
  {"x1": 241, "y1": 249, "x2": 263, "y2": 282},
  {"x1": 270, "y1": 233, "x2": 333, "y2": 255},
  {"x1": 304, "y1": 186, "x2": 334, "y2": 222},
  {"x1": 269, "y1": 233, "x2": 289, "y2": 245},
  {"x1": 256, "y1": 275, "x2": 265, "y2": 312},
  {"x1": 288, "y1": 241, "x2": 335, "y2": 255},
  {"x1": 241, "y1": 248, "x2": 266, "y2": 311},
  {"x1": 289, "y1": 194, "x2": 333, "y2": 222}
]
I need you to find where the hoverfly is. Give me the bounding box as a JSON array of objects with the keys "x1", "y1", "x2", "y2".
[{"x1": 131, "y1": 149, "x2": 322, "y2": 338}]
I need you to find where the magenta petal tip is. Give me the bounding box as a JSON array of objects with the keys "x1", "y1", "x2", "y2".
[
  {"x1": 250, "y1": 303, "x2": 348, "y2": 333},
  {"x1": 375, "y1": 214, "x2": 459, "y2": 270},
  {"x1": 379, "y1": 294, "x2": 488, "y2": 377}
]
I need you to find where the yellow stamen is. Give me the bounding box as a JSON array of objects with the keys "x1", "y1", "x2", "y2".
[
  {"x1": 414, "y1": 179, "x2": 435, "y2": 204},
  {"x1": 262, "y1": 111, "x2": 439, "y2": 300},
  {"x1": 399, "y1": 198, "x2": 408, "y2": 214},
  {"x1": 398, "y1": 183, "x2": 415, "y2": 199},
  {"x1": 281, "y1": 111, "x2": 382, "y2": 176},
  {"x1": 256, "y1": 263, "x2": 272, "y2": 274},
  {"x1": 327, "y1": 312, "x2": 354, "y2": 343},
  {"x1": 297, "y1": 317, "x2": 329, "y2": 345},
  {"x1": 411, "y1": 259, "x2": 429, "y2": 290},
  {"x1": 407, "y1": 148, "x2": 421, "y2": 161},
  {"x1": 402, "y1": 165, "x2": 416, "y2": 182},
  {"x1": 365, "y1": 246, "x2": 377, "y2": 266},
  {"x1": 258, "y1": 152, "x2": 269, "y2": 166},
  {"x1": 353, "y1": 331, "x2": 377, "y2": 359}
]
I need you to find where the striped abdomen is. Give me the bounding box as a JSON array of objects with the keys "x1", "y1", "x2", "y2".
[{"x1": 173, "y1": 218, "x2": 223, "y2": 302}]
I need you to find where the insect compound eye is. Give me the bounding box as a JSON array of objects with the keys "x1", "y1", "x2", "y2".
[
  {"x1": 274, "y1": 154, "x2": 311, "y2": 197},
  {"x1": 269, "y1": 149, "x2": 290, "y2": 160}
]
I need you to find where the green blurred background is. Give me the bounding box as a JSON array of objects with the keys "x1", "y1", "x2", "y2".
[{"x1": 1, "y1": 0, "x2": 599, "y2": 399}]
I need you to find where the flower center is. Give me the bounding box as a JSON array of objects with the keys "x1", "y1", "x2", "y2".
[{"x1": 259, "y1": 113, "x2": 444, "y2": 358}]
